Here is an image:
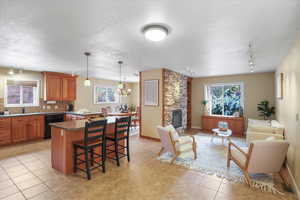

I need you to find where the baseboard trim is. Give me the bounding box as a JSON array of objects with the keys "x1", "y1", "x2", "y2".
[
  {"x1": 139, "y1": 135, "x2": 160, "y2": 142},
  {"x1": 191, "y1": 126, "x2": 201, "y2": 129},
  {"x1": 287, "y1": 164, "x2": 300, "y2": 200}
]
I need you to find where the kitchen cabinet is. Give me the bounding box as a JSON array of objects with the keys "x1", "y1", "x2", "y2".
[
  {"x1": 11, "y1": 115, "x2": 45, "y2": 143},
  {"x1": 62, "y1": 77, "x2": 76, "y2": 101},
  {"x1": 26, "y1": 115, "x2": 45, "y2": 139},
  {"x1": 0, "y1": 118, "x2": 12, "y2": 145},
  {"x1": 12, "y1": 117, "x2": 27, "y2": 143},
  {"x1": 45, "y1": 74, "x2": 62, "y2": 101},
  {"x1": 43, "y1": 72, "x2": 77, "y2": 101}
]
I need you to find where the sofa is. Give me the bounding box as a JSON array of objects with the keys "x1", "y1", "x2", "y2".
[{"x1": 246, "y1": 119, "x2": 284, "y2": 145}]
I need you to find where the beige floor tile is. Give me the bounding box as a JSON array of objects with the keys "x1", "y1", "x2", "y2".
[
  {"x1": 15, "y1": 177, "x2": 42, "y2": 190},
  {"x1": 6, "y1": 168, "x2": 30, "y2": 178},
  {"x1": 29, "y1": 190, "x2": 60, "y2": 200},
  {"x1": 0, "y1": 179, "x2": 14, "y2": 189},
  {"x1": 0, "y1": 172, "x2": 10, "y2": 181},
  {"x1": 0, "y1": 185, "x2": 19, "y2": 199},
  {"x1": 11, "y1": 173, "x2": 37, "y2": 184},
  {"x1": 1, "y1": 192, "x2": 25, "y2": 200},
  {"x1": 22, "y1": 183, "x2": 49, "y2": 199}
]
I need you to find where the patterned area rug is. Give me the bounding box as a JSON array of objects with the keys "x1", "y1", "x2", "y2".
[{"x1": 157, "y1": 133, "x2": 283, "y2": 194}]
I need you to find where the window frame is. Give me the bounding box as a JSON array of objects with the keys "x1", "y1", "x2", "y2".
[
  {"x1": 4, "y1": 79, "x2": 40, "y2": 107},
  {"x1": 204, "y1": 82, "x2": 244, "y2": 117},
  {"x1": 93, "y1": 85, "x2": 119, "y2": 104}
]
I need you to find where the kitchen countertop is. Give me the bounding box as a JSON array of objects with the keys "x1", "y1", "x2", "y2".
[
  {"x1": 0, "y1": 111, "x2": 65, "y2": 118},
  {"x1": 65, "y1": 111, "x2": 104, "y2": 116},
  {"x1": 50, "y1": 116, "x2": 117, "y2": 131},
  {"x1": 0, "y1": 111, "x2": 103, "y2": 118}
]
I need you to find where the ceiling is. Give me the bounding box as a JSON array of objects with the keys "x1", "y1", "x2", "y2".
[{"x1": 0, "y1": 0, "x2": 300, "y2": 82}]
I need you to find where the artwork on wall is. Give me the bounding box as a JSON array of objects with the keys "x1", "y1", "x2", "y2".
[
  {"x1": 144, "y1": 80, "x2": 159, "y2": 106},
  {"x1": 276, "y1": 73, "x2": 284, "y2": 99}
]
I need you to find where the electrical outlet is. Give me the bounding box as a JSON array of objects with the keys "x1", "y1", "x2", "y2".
[
  {"x1": 54, "y1": 105, "x2": 58, "y2": 110},
  {"x1": 42, "y1": 105, "x2": 46, "y2": 109},
  {"x1": 47, "y1": 105, "x2": 51, "y2": 110}
]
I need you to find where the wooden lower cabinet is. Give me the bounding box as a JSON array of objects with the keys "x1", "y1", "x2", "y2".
[
  {"x1": 201, "y1": 115, "x2": 245, "y2": 137},
  {"x1": 12, "y1": 117, "x2": 27, "y2": 143},
  {"x1": 0, "y1": 118, "x2": 12, "y2": 145},
  {"x1": 11, "y1": 115, "x2": 45, "y2": 143},
  {"x1": 26, "y1": 115, "x2": 45, "y2": 140}
]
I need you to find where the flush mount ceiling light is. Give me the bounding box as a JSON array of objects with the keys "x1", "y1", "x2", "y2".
[{"x1": 143, "y1": 24, "x2": 169, "y2": 42}]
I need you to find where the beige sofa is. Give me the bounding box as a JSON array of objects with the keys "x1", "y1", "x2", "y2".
[{"x1": 246, "y1": 119, "x2": 284, "y2": 145}]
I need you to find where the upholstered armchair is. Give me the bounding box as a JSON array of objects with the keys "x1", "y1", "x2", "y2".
[
  {"x1": 156, "y1": 125, "x2": 197, "y2": 164},
  {"x1": 227, "y1": 139, "x2": 289, "y2": 186}
]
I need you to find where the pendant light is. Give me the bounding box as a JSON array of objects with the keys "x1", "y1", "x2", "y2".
[
  {"x1": 117, "y1": 61, "x2": 131, "y2": 96},
  {"x1": 84, "y1": 52, "x2": 91, "y2": 87}
]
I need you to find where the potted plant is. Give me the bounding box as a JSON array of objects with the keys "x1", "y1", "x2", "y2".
[
  {"x1": 201, "y1": 100, "x2": 210, "y2": 115},
  {"x1": 257, "y1": 100, "x2": 275, "y2": 120}
]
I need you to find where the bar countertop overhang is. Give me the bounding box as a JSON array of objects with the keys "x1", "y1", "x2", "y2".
[{"x1": 50, "y1": 116, "x2": 118, "y2": 131}]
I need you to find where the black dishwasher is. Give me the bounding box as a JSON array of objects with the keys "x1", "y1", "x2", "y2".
[{"x1": 44, "y1": 113, "x2": 65, "y2": 139}]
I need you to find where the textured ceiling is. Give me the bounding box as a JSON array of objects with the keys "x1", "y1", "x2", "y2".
[{"x1": 0, "y1": 0, "x2": 300, "y2": 82}]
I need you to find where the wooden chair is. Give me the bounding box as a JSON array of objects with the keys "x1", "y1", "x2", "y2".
[
  {"x1": 131, "y1": 106, "x2": 140, "y2": 128},
  {"x1": 156, "y1": 125, "x2": 197, "y2": 164},
  {"x1": 106, "y1": 117, "x2": 131, "y2": 166},
  {"x1": 73, "y1": 120, "x2": 107, "y2": 180},
  {"x1": 101, "y1": 107, "x2": 108, "y2": 117},
  {"x1": 227, "y1": 139, "x2": 289, "y2": 186}
]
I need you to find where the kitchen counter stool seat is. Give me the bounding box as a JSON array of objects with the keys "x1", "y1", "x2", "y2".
[
  {"x1": 73, "y1": 119, "x2": 107, "y2": 180},
  {"x1": 106, "y1": 117, "x2": 131, "y2": 166}
]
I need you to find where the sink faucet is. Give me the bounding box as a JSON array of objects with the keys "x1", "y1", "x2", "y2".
[{"x1": 22, "y1": 107, "x2": 25, "y2": 114}]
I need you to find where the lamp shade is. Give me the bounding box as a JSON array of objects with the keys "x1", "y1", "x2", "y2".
[{"x1": 84, "y1": 79, "x2": 91, "y2": 87}]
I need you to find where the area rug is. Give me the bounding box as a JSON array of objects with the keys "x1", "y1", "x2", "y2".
[{"x1": 157, "y1": 133, "x2": 283, "y2": 195}]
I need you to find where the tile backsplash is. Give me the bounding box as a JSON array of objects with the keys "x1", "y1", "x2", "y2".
[{"x1": 0, "y1": 98, "x2": 69, "y2": 114}]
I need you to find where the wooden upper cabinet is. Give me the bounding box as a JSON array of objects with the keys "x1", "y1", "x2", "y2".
[
  {"x1": 62, "y1": 77, "x2": 76, "y2": 101},
  {"x1": 43, "y1": 72, "x2": 77, "y2": 101},
  {"x1": 45, "y1": 75, "x2": 62, "y2": 101}
]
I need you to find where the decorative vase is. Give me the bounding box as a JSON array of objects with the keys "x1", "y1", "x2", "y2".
[{"x1": 204, "y1": 105, "x2": 210, "y2": 116}]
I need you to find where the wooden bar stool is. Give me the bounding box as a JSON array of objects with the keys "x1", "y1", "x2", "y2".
[
  {"x1": 73, "y1": 120, "x2": 107, "y2": 180},
  {"x1": 106, "y1": 117, "x2": 131, "y2": 166}
]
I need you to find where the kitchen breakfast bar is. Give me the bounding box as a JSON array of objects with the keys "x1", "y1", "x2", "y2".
[{"x1": 50, "y1": 117, "x2": 124, "y2": 175}]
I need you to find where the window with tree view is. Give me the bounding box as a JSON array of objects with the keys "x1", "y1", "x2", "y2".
[
  {"x1": 206, "y1": 83, "x2": 243, "y2": 116},
  {"x1": 5, "y1": 80, "x2": 39, "y2": 107},
  {"x1": 94, "y1": 86, "x2": 119, "y2": 104}
]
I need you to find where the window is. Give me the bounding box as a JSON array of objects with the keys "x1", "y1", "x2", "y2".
[
  {"x1": 5, "y1": 80, "x2": 39, "y2": 107},
  {"x1": 205, "y1": 83, "x2": 244, "y2": 116},
  {"x1": 94, "y1": 86, "x2": 119, "y2": 104}
]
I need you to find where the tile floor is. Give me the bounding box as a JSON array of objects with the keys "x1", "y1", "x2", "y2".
[{"x1": 0, "y1": 134, "x2": 297, "y2": 200}]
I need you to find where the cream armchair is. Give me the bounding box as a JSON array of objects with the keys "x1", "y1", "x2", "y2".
[
  {"x1": 227, "y1": 139, "x2": 289, "y2": 186},
  {"x1": 156, "y1": 125, "x2": 197, "y2": 164}
]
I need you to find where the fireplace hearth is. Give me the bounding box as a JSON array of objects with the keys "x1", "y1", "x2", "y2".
[{"x1": 172, "y1": 109, "x2": 182, "y2": 129}]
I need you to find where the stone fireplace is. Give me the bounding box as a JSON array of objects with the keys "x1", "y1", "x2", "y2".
[{"x1": 163, "y1": 69, "x2": 188, "y2": 130}]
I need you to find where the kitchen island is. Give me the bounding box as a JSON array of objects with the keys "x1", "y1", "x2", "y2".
[{"x1": 50, "y1": 117, "x2": 122, "y2": 174}]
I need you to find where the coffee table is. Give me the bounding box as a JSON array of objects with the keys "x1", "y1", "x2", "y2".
[{"x1": 211, "y1": 128, "x2": 232, "y2": 145}]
